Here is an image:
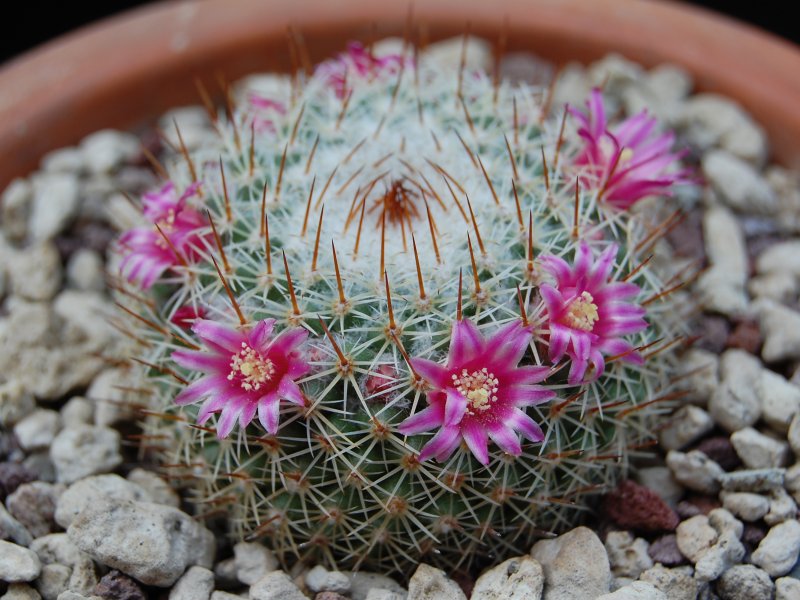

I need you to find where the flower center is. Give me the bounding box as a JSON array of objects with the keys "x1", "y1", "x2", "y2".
[
  {"x1": 564, "y1": 291, "x2": 600, "y2": 332},
  {"x1": 154, "y1": 209, "x2": 177, "y2": 249},
  {"x1": 452, "y1": 367, "x2": 499, "y2": 414},
  {"x1": 228, "y1": 342, "x2": 276, "y2": 391},
  {"x1": 599, "y1": 138, "x2": 634, "y2": 166}
]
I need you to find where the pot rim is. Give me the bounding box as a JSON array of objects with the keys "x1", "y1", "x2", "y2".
[{"x1": 1, "y1": 0, "x2": 799, "y2": 189}]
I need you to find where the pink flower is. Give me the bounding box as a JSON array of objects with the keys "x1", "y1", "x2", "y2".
[
  {"x1": 571, "y1": 88, "x2": 692, "y2": 209},
  {"x1": 247, "y1": 94, "x2": 287, "y2": 134},
  {"x1": 398, "y1": 319, "x2": 555, "y2": 465},
  {"x1": 316, "y1": 41, "x2": 405, "y2": 98},
  {"x1": 172, "y1": 319, "x2": 310, "y2": 438},
  {"x1": 119, "y1": 182, "x2": 211, "y2": 289},
  {"x1": 540, "y1": 242, "x2": 648, "y2": 385},
  {"x1": 170, "y1": 304, "x2": 207, "y2": 329}
]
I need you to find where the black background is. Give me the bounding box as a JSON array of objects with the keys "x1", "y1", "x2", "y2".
[{"x1": 0, "y1": 1, "x2": 796, "y2": 65}]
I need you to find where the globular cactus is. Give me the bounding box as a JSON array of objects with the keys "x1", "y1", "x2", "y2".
[{"x1": 112, "y1": 40, "x2": 693, "y2": 574}]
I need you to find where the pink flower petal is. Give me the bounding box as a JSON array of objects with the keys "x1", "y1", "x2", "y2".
[
  {"x1": 548, "y1": 324, "x2": 570, "y2": 363},
  {"x1": 508, "y1": 408, "x2": 545, "y2": 442},
  {"x1": 257, "y1": 392, "x2": 281, "y2": 435},
  {"x1": 277, "y1": 377, "x2": 304, "y2": 406},
  {"x1": 216, "y1": 404, "x2": 241, "y2": 438},
  {"x1": 172, "y1": 349, "x2": 227, "y2": 373},
  {"x1": 503, "y1": 365, "x2": 551, "y2": 386},
  {"x1": 448, "y1": 319, "x2": 485, "y2": 367},
  {"x1": 410, "y1": 357, "x2": 449, "y2": 388},
  {"x1": 487, "y1": 423, "x2": 522, "y2": 456},
  {"x1": 461, "y1": 421, "x2": 489, "y2": 465},
  {"x1": 504, "y1": 385, "x2": 556, "y2": 407},
  {"x1": 248, "y1": 319, "x2": 276, "y2": 349},
  {"x1": 192, "y1": 319, "x2": 244, "y2": 353},
  {"x1": 488, "y1": 321, "x2": 532, "y2": 366},
  {"x1": 239, "y1": 400, "x2": 258, "y2": 429},
  {"x1": 174, "y1": 376, "x2": 218, "y2": 406},
  {"x1": 268, "y1": 327, "x2": 308, "y2": 355},
  {"x1": 398, "y1": 404, "x2": 444, "y2": 435},
  {"x1": 444, "y1": 390, "x2": 468, "y2": 427},
  {"x1": 418, "y1": 426, "x2": 460, "y2": 463}
]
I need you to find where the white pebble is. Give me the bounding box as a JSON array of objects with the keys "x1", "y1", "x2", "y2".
[
  {"x1": 757, "y1": 298, "x2": 800, "y2": 362},
  {"x1": 604, "y1": 531, "x2": 652, "y2": 579},
  {"x1": 530, "y1": 526, "x2": 610, "y2": 600},
  {"x1": 666, "y1": 450, "x2": 723, "y2": 494},
  {"x1": 676, "y1": 515, "x2": 717, "y2": 563},
  {"x1": 169, "y1": 566, "x2": 214, "y2": 600},
  {"x1": 471, "y1": 555, "x2": 544, "y2": 600},
  {"x1": 233, "y1": 542, "x2": 278, "y2": 586},
  {"x1": 695, "y1": 206, "x2": 748, "y2": 316},
  {"x1": 249, "y1": 571, "x2": 307, "y2": 600},
  {"x1": 65, "y1": 250, "x2": 105, "y2": 293},
  {"x1": 757, "y1": 369, "x2": 800, "y2": 434},
  {"x1": 751, "y1": 519, "x2": 800, "y2": 577},
  {"x1": 678, "y1": 94, "x2": 767, "y2": 166},
  {"x1": 67, "y1": 498, "x2": 215, "y2": 587},
  {"x1": 721, "y1": 491, "x2": 770, "y2": 522},
  {"x1": 79, "y1": 130, "x2": 140, "y2": 174},
  {"x1": 658, "y1": 406, "x2": 714, "y2": 450},
  {"x1": 50, "y1": 425, "x2": 122, "y2": 484},
  {"x1": 8, "y1": 242, "x2": 63, "y2": 301},
  {"x1": 407, "y1": 563, "x2": 466, "y2": 600},
  {"x1": 596, "y1": 581, "x2": 666, "y2": 600},
  {"x1": 0, "y1": 540, "x2": 42, "y2": 582},
  {"x1": 55, "y1": 474, "x2": 151, "y2": 528},
  {"x1": 29, "y1": 174, "x2": 80, "y2": 242},
  {"x1": 305, "y1": 565, "x2": 351, "y2": 594},
  {"x1": 730, "y1": 427, "x2": 790, "y2": 469},
  {"x1": 709, "y1": 349, "x2": 763, "y2": 432},
  {"x1": 776, "y1": 576, "x2": 800, "y2": 600},
  {"x1": 13, "y1": 409, "x2": 60, "y2": 451}
]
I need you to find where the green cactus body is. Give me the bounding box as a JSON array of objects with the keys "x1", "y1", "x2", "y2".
[{"x1": 114, "y1": 41, "x2": 690, "y2": 574}]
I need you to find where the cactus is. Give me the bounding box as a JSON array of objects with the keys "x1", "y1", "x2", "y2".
[{"x1": 112, "y1": 40, "x2": 693, "y2": 574}]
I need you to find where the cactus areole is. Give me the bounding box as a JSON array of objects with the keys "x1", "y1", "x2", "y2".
[{"x1": 113, "y1": 40, "x2": 693, "y2": 574}]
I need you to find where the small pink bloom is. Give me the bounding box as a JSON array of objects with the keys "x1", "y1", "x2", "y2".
[
  {"x1": 119, "y1": 182, "x2": 211, "y2": 289},
  {"x1": 170, "y1": 304, "x2": 208, "y2": 329},
  {"x1": 172, "y1": 319, "x2": 310, "y2": 439},
  {"x1": 571, "y1": 88, "x2": 692, "y2": 209},
  {"x1": 316, "y1": 41, "x2": 405, "y2": 98},
  {"x1": 364, "y1": 364, "x2": 398, "y2": 402},
  {"x1": 247, "y1": 94, "x2": 287, "y2": 134},
  {"x1": 540, "y1": 242, "x2": 648, "y2": 385},
  {"x1": 398, "y1": 319, "x2": 555, "y2": 465}
]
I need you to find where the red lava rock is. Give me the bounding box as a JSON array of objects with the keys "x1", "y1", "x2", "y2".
[
  {"x1": 648, "y1": 534, "x2": 685, "y2": 567},
  {"x1": 5, "y1": 482, "x2": 62, "y2": 538},
  {"x1": 602, "y1": 479, "x2": 680, "y2": 533},
  {"x1": 676, "y1": 495, "x2": 721, "y2": 518},
  {"x1": 0, "y1": 462, "x2": 37, "y2": 501},
  {"x1": 666, "y1": 207, "x2": 705, "y2": 261},
  {"x1": 695, "y1": 436, "x2": 741, "y2": 471},
  {"x1": 315, "y1": 593, "x2": 349, "y2": 600},
  {"x1": 94, "y1": 570, "x2": 147, "y2": 600},
  {"x1": 742, "y1": 523, "x2": 767, "y2": 548},
  {"x1": 693, "y1": 315, "x2": 731, "y2": 354},
  {"x1": 727, "y1": 319, "x2": 763, "y2": 354}
]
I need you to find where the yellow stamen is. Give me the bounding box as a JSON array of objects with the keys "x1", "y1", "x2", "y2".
[
  {"x1": 228, "y1": 342, "x2": 275, "y2": 392},
  {"x1": 565, "y1": 291, "x2": 599, "y2": 332},
  {"x1": 452, "y1": 367, "x2": 499, "y2": 415}
]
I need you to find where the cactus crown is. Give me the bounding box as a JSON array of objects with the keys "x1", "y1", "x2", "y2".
[{"x1": 113, "y1": 39, "x2": 692, "y2": 574}]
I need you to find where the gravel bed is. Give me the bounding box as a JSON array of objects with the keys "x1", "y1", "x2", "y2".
[{"x1": 1, "y1": 39, "x2": 800, "y2": 600}]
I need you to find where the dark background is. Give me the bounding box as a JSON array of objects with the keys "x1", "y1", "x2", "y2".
[{"x1": 0, "y1": 1, "x2": 796, "y2": 64}]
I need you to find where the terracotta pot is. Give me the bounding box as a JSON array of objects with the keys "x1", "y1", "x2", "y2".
[{"x1": 1, "y1": 0, "x2": 799, "y2": 190}]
